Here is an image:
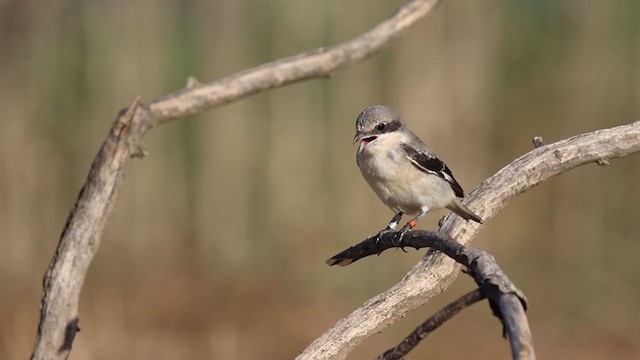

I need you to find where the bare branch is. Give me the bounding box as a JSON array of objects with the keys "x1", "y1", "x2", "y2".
[
  {"x1": 32, "y1": 97, "x2": 148, "y2": 360},
  {"x1": 327, "y1": 230, "x2": 533, "y2": 359},
  {"x1": 378, "y1": 289, "x2": 486, "y2": 360},
  {"x1": 148, "y1": 0, "x2": 442, "y2": 124},
  {"x1": 496, "y1": 291, "x2": 535, "y2": 359},
  {"x1": 30, "y1": 1, "x2": 441, "y2": 359},
  {"x1": 298, "y1": 121, "x2": 640, "y2": 359}
]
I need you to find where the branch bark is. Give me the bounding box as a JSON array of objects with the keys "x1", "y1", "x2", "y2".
[
  {"x1": 327, "y1": 230, "x2": 533, "y2": 359},
  {"x1": 298, "y1": 121, "x2": 640, "y2": 359},
  {"x1": 30, "y1": 1, "x2": 441, "y2": 359},
  {"x1": 149, "y1": 0, "x2": 441, "y2": 124},
  {"x1": 378, "y1": 288, "x2": 486, "y2": 360}
]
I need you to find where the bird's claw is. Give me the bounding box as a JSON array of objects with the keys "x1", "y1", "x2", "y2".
[
  {"x1": 394, "y1": 226, "x2": 412, "y2": 252},
  {"x1": 374, "y1": 228, "x2": 393, "y2": 243},
  {"x1": 373, "y1": 225, "x2": 412, "y2": 252}
]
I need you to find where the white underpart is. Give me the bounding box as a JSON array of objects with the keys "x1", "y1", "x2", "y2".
[{"x1": 356, "y1": 132, "x2": 456, "y2": 216}]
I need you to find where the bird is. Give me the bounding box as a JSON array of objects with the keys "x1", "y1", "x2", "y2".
[{"x1": 353, "y1": 105, "x2": 483, "y2": 242}]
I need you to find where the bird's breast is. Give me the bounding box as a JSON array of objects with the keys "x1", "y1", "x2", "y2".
[
  {"x1": 356, "y1": 146, "x2": 455, "y2": 214},
  {"x1": 357, "y1": 147, "x2": 402, "y2": 181}
]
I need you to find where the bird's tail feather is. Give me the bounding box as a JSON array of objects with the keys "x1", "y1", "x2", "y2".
[{"x1": 447, "y1": 199, "x2": 484, "y2": 224}]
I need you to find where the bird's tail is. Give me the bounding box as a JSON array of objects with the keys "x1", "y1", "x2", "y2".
[{"x1": 446, "y1": 199, "x2": 484, "y2": 224}]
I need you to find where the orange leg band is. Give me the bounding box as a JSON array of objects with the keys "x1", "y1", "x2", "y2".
[{"x1": 408, "y1": 219, "x2": 417, "y2": 229}]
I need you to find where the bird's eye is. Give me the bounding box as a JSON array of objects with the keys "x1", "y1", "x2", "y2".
[{"x1": 376, "y1": 123, "x2": 386, "y2": 131}]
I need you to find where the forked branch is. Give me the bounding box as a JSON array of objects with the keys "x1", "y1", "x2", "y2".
[
  {"x1": 327, "y1": 230, "x2": 532, "y2": 359},
  {"x1": 298, "y1": 121, "x2": 640, "y2": 359},
  {"x1": 379, "y1": 288, "x2": 486, "y2": 360}
]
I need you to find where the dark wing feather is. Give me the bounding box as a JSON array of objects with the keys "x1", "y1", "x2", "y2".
[{"x1": 402, "y1": 144, "x2": 465, "y2": 198}]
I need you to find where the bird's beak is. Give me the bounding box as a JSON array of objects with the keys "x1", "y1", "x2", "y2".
[{"x1": 353, "y1": 131, "x2": 365, "y2": 145}]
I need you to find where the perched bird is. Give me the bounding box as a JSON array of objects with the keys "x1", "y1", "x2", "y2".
[{"x1": 353, "y1": 105, "x2": 483, "y2": 242}]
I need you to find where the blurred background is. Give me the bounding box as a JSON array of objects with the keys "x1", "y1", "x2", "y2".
[{"x1": 1, "y1": 0, "x2": 640, "y2": 359}]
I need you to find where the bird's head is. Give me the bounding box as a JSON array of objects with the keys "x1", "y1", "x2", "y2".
[{"x1": 353, "y1": 105, "x2": 405, "y2": 152}]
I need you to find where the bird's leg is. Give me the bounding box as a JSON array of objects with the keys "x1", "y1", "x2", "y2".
[
  {"x1": 396, "y1": 209, "x2": 429, "y2": 243},
  {"x1": 375, "y1": 211, "x2": 404, "y2": 243}
]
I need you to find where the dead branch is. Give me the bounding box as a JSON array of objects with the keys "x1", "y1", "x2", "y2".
[
  {"x1": 327, "y1": 230, "x2": 533, "y2": 359},
  {"x1": 378, "y1": 288, "x2": 486, "y2": 360},
  {"x1": 298, "y1": 121, "x2": 640, "y2": 360},
  {"x1": 148, "y1": 0, "x2": 442, "y2": 124},
  {"x1": 30, "y1": 1, "x2": 441, "y2": 359}
]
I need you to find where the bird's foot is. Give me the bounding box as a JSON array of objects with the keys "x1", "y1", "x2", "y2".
[
  {"x1": 374, "y1": 228, "x2": 394, "y2": 243},
  {"x1": 394, "y1": 224, "x2": 413, "y2": 252},
  {"x1": 396, "y1": 223, "x2": 412, "y2": 242}
]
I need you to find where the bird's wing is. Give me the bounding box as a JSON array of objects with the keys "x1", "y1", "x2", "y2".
[{"x1": 401, "y1": 143, "x2": 464, "y2": 198}]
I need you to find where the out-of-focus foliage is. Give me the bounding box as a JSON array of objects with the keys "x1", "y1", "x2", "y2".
[{"x1": 1, "y1": 0, "x2": 639, "y2": 359}]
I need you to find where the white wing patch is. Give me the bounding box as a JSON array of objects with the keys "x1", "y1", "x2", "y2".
[{"x1": 406, "y1": 156, "x2": 438, "y2": 176}]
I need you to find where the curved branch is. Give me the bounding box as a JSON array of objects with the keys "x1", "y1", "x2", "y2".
[
  {"x1": 298, "y1": 121, "x2": 640, "y2": 359},
  {"x1": 148, "y1": 0, "x2": 441, "y2": 123},
  {"x1": 30, "y1": 1, "x2": 441, "y2": 359},
  {"x1": 327, "y1": 230, "x2": 533, "y2": 359},
  {"x1": 378, "y1": 288, "x2": 486, "y2": 360}
]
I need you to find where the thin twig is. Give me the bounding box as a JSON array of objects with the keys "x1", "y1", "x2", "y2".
[{"x1": 378, "y1": 288, "x2": 486, "y2": 360}]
